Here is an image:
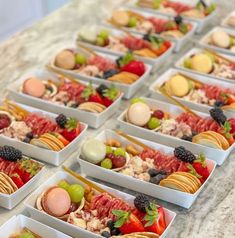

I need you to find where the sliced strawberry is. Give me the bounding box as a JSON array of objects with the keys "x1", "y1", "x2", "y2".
[
  {"x1": 112, "y1": 210, "x2": 145, "y2": 234},
  {"x1": 81, "y1": 83, "x2": 104, "y2": 105},
  {"x1": 10, "y1": 173, "x2": 24, "y2": 188},
  {"x1": 120, "y1": 60, "x2": 145, "y2": 76},
  {"x1": 192, "y1": 153, "x2": 210, "y2": 183},
  {"x1": 62, "y1": 118, "x2": 81, "y2": 142},
  {"x1": 102, "y1": 86, "x2": 119, "y2": 107}
]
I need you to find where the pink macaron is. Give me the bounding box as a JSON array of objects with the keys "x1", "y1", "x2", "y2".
[{"x1": 23, "y1": 77, "x2": 46, "y2": 98}]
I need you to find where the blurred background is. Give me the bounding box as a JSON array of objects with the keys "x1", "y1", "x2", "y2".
[{"x1": 0, "y1": 0, "x2": 70, "y2": 41}]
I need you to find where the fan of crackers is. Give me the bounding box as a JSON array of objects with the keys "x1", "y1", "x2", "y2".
[
  {"x1": 111, "y1": 232, "x2": 159, "y2": 238},
  {"x1": 0, "y1": 172, "x2": 18, "y2": 195}
]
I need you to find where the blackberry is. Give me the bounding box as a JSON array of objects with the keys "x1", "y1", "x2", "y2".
[
  {"x1": 111, "y1": 228, "x2": 121, "y2": 236},
  {"x1": 214, "y1": 101, "x2": 224, "y2": 107},
  {"x1": 150, "y1": 174, "x2": 166, "y2": 184},
  {"x1": 101, "y1": 231, "x2": 111, "y2": 237},
  {"x1": 148, "y1": 168, "x2": 166, "y2": 177},
  {"x1": 107, "y1": 220, "x2": 114, "y2": 230},
  {"x1": 181, "y1": 135, "x2": 193, "y2": 142},
  {"x1": 55, "y1": 114, "x2": 67, "y2": 128},
  {"x1": 0, "y1": 146, "x2": 22, "y2": 162},
  {"x1": 96, "y1": 84, "x2": 109, "y2": 95},
  {"x1": 174, "y1": 146, "x2": 196, "y2": 163},
  {"x1": 103, "y1": 69, "x2": 119, "y2": 79},
  {"x1": 174, "y1": 15, "x2": 183, "y2": 25},
  {"x1": 23, "y1": 137, "x2": 31, "y2": 143},
  {"x1": 143, "y1": 34, "x2": 151, "y2": 41},
  {"x1": 26, "y1": 132, "x2": 34, "y2": 139},
  {"x1": 134, "y1": 194, "x2": 150, "y2": 212},
  {"x1": 209, "y1": 107, "x2": 227, "y2": 125}
]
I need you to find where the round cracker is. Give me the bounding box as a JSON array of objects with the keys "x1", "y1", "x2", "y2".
[
  {"x1": 39, "y1": 138, "x2": 61, "y2": 151},
  {"x1": 41, "y1": 133, "x2": 64, "y2": 149},
  {"x1": 160, "y1": 178, "x2": 192, "y2": 193},
  {"x1": 0, "y1": 172, "x2": 18, "y2": 192},
  {"x1": 204, "y1": 131, "x2": 230, "y2": 150}
]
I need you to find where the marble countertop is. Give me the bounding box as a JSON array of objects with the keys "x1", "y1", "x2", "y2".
[{"x1": 0, "y1": 0, "x2": 235, "y2": 237}]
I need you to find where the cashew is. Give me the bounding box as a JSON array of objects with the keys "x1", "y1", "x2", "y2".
[
  {"x1": 105, "y1": 139, "x2": 121, "y2": 147},
  {"x1": 126, "y1": 144, "x2": 140, "y2": 156}
]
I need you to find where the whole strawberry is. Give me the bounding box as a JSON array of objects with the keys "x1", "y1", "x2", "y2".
[
  {"x1": 121, "y1": 60, "x2": 145, "y2": 76},
  {"x1": 62, "y1": 118, "x2": 81, "y2": 142},
  {"x1": 102, "y1": 86, "x2": 119, "y2": 107},
  {"x1": 81, "y1": 83, "x2": 104, "y2": 105}
]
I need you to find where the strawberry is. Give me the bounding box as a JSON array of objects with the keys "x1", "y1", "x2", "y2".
[
  {"x1": 81, "y1": 83, "x2": 104, "y2": 105},
  {"x1": 151, "y1": 44, "x2": 167, "y2": 56},
  {"x1": 229, "y1": 118, "x2": 235, "y2": 135},
  {"x1": 112, "y1": 210, "x2": 145, "y2": 234},
  {"x1": 120, "y1": 60, "x2": 145, "y2": 76},
  {"x1": 220, "y1": 121, "x2": 235, "y2": 145},
  {"x1": 163, "y1": 41, "x2": 171, "y2": 49},
  {"x1": 192, "y1": 153, "x2": 210, "y2": 183},
  {"x1": 52, "y1": 132, "x2": 70, "y2": 146},
  {"x1": 227, "y1": 94, "x2": 235, "y2": 105},
  {"x1": 142, "y1": 203, "x2": 166, "y2": 235},
  {"x1": 62, "y1": 118, "x2": 81, "y2": 142},
  {"x1": 10, "y1": 173, "x2": 24, "y2": 188},
  {"x1": 187, "y1": 163, "x2": 204, "y2": 183},
  {"x1": 102, "y1": 86, "x2": 119, "y2": 107}
]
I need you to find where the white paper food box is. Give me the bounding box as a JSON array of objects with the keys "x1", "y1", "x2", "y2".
[
  {"x1": 0, "y1": 215, "x2": 72, "y2": 238},
  {"x1": 8, "y1": 70, "x2": 122, "y2": 128},
  {"x1": 149, "y1": 68, "x2": 235, "y2": 118},
  {"x1": 117, "y1": 97, "x2": 235, "y2": 165},
  {"x1": 0, "y1": 101, "x2": 87, "y2": 166},
  {"x1": 104, "y1": 7, "x2": 197, "y2": 52},
  {"x1": 24, "y1": 171, "x2": 176, "y2": 238},
  {"x1": 75, "y1": 25, "x2": 175, "y2": 68},
  {"x1": 175, "y1": 47, "x2": 235, "y2": 84},
  {"x1": 200, "y1": 27, "x2": 235, "y2": 56},
  {"x1": 221, "y1": 10, "x2": 235, "y2": 29},
  {"x1": 127, "y1": 0, "x2": 217, "y2": 33},
  {"x1": 77, "y1": 129, "x2": 216, "y2": 208}
]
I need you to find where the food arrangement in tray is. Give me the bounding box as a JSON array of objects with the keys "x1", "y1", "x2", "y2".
[
  {"x1": 122, "y1": 98, "x2": 235, "y2": 150},
  {"x1": 135, "y1": 0, "x2": 216, "y2": 19},
  {"x1": 200, "y1": 27, "x2": 235, "y2": 54},
  {"x1": 35, "y1": 173, "x2": 169, "y2": 238},
  {"x1": 222, "y1": 11, "x2": 235, "y2": 28},
  {"x1": 0, "y1": 145, "x2": 42, "y2": 195},
  {"x1": 80, "y1": 133, "x2": 211, "y2": 194},
  {"x1": 108, "y1": 9, "x2": 193, "y2": 39},
  {"x1": 0, "y1": 100, "x2": 82, "y2": 151},
  {"x1": 10, "y1": 227, "x2": 41, "y2": 238},
  {"x1": 77, "y1": 25, "x2": 173, "y2": 60},
  {"x1": 22, "y1": 73, "x2": 121, "y2": 112},
  {"x1": 157, "y1": 71, "x2": 235, "y2": 112},
  {"x1": 180, "y1": 49, "x2": 235, "y2": 81}
]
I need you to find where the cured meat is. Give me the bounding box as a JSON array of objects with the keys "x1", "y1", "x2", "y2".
[
  {"x1": 163, "y1": 1, "x2": 192, "y2": 14},
  {"x1": 201, "y1": 84, "x2": 231, "y2": 101},
  {"x1": 140, "y1": 148, "x2": 181, "y2": 174},
  {"x1": 24, "y1": 113, "x2": 59, "y2": 136},
  {"x1": 59, "y1": 82, "x2": 85, "y2": 103},
  {"x1": 89, "y1": 193, "x2": 130, "y2": 219},
  {"x1": 148, "y1": 17, "x2": 168, "y2": 33},
  {"x1": 176, "y1": 113, "x2": 221, "y2": 133},
  {"x1": 120, "y1": 36, "x2": 150, "y2": 51},
  {"x1": 88, "y1": 55, "x2": 116, "y2": 72}
]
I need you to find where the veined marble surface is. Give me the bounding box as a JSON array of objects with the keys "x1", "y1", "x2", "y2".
[{"x1": 0, "y1": 0, "x2": 235, "y2": 237}]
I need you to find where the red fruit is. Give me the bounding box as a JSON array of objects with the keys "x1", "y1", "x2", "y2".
[
  {"x1": 229, "y1": 118, "x2": 235, "y2": 134},
  {"x1": 121, "y1": 60, "x2": 145, "y2": 76},
  {"x1": 192, "y1": 153, "x2": 210, "y2": 183},
  {"x1": 152, "y1": 44, "x2": 167, "y2": 56},
  {"x1": 163, "y1": 41, "x2": 171, "y2": 49},
  {"x1": 227, "y1": 94, "x2": 235, "y2": 105},
  {"x1": 62, "y1": 118, "x2": 81, "y2": 142},
  {"x1": 11, "y1": 173, "x2": 24, "y2": 188},
  {"x1": 153, "y1": 110, "x2": 164, "y2": 119},
  {"x1": 142, "y1": 203, "x2": 166, "y2": 235},
  {"x1": 81, "y1": 83, "x2": 104, "y2": 105},
  {"x1": 0, "y1": 115, "x2": 11, "y2": 130},
  {"x1": 102, "y1": 86, "x2": 120, "y2": 107},
  {"x1": 53, "y1": 133, "x2": 70, "y2": 146},
  {"x1": 113, "y1": 210, "x2": 145, "y2": 234},
  {"x1": 112, "y1": 155, "x2": 126, "y2": 168}
]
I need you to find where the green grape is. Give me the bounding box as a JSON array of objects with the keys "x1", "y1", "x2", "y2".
[
  {"x1": 101, "y1": 158, "x2": 112, "y2": 169},
  {"x1": 96, "y1": 36, "x2": 105, "y2": 46},
  {"x1": 128, "y1": 17, "x2": 137, "y2": 27},
  {"x1": 58, "y1": 180, "x2": 70, "y2": 191},
  {"x1": 19, "y1": 232, "x2": 35, "y2": 238},
  {"x1": 75, "y1": 54, "x2": 87, "y2": 65},
  {"x1": 184, "y1": 58, "x2": 192, "y2": 69},
  {"x1": 106, "y1": 146, "x2": 113, "y2": 154},
  {"x1": 147, "y1": 117, "x2": 161, "y2": 130},
  {"x1": 99, "y1": 29, "x2": 109, "y2": 40},
  {"x1": 130, "y1": 98, "x2": 145, "y2": 104},
  {"x1": 68, "y1": 184, "x2": 85, "y2": 203},
  {"x1": 113, "y1": 148, "x2": 126, "y2": 157}
]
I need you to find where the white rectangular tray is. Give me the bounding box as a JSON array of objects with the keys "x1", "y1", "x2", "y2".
[
  {"x1": 117, "y1": 97, "x2": 235, "y2": 165},
  {"x1": 77, "y1": 129, "x2": 216, "y2": 208},
  {"x1": 8, "y1": 70, "x2": 122, "y2": 128},
  {"x1": 49, "y1": 46, "x2": 152, "y2": 99},
  {"x1": 199, "y1": 26, "x2": 235, "y2": 56},
  {"x1": 0, "y1": 215, "x2": 72, "y2": 238},
  {"x1": 24, "y1": 171, "x2": 176, "y2": 238},
  {"x1": 0, "y1": 159, "x2": 44, "y2": 210},
  {"x1": 127, "y1": 0, "x2": 217, "y2": 33},
  {"x1": 0, "y1": 101, "x2": 87, "y2": 166},
  {"x1": 175, "y1": 47, "x2": 235, "y2": 84},
  {"x1": 149, "y1": 68, "x2": 235, "y2": 118},
  {"x1": 221, "y1": 10, "x2": 235, "y2": 29},
  {"x1": 75, "y1": 25, "x2": 175, "y2": 67},
  {"x1": 104, "y1": 7, "x2": 197, "y2": 52}
]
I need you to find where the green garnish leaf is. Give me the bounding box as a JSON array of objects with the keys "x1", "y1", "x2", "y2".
[
  {"x1": 144, "y1": 202, "x2": 158, "y2": 227},
  {"x1": 112, "y1": 210, "x2": 130, "y2": 228}
]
